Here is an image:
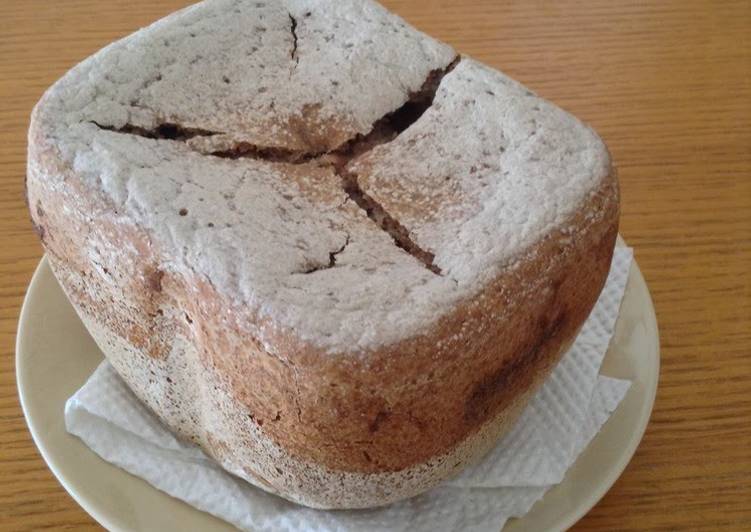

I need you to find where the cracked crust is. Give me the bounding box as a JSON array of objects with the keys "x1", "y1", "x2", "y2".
[{"x1": 27, "y1": 0, "x2": 619, "y2": 509}]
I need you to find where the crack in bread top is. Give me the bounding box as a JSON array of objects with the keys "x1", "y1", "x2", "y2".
[{"x1": 31, "y1": 0, "x2": 611, "y2": 352}]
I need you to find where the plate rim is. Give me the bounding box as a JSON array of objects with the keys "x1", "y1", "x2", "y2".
[
  {"x1": 16, "y1": 251, "x2": 660, "y2": 532},
  {"x1": 16, "y1": 256, "x2": 119, "y2": 531}
]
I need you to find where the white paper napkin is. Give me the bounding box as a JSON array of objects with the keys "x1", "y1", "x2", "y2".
[{"x1": 65, "y1": 247, "x2": 633, "y2": 532}]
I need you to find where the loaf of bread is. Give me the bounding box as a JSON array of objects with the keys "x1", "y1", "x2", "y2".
[{"x1": 27, "y1": 0, "x2": 618, "y2": 509}]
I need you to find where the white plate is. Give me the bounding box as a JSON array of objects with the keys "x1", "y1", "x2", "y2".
[{"x1": 17, "y1": 251, "x2": 659, "y2": 532}]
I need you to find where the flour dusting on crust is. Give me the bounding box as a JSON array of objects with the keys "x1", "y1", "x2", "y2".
[{"x1": 31, "y1": 0, "x2": 609, "y2": 354}]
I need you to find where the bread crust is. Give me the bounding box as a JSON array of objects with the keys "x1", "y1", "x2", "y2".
[
  {"x1": 27, "y1": 132, "x2": 617, "y2": 506},
  {"x1": 26, "y1": 0, "x2": 619, "y2": 508}
]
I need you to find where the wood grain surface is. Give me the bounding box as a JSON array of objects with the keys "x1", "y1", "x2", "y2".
[{"x1": 1, "y1": 1, "x2": 749, "y2": 530}]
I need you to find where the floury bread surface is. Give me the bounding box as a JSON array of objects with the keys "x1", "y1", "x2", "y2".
[{"x1": 26, "y1": 0, "x2": 619, "y2": 509}]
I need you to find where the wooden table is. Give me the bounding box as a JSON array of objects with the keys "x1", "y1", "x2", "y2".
[{"x1": 1, "y1": 1, "x2": 749, "y2": 530}]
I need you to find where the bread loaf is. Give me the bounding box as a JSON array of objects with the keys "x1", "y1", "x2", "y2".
[{"x1": 26, "y1": 0, "x2": 618, "y2": 509}]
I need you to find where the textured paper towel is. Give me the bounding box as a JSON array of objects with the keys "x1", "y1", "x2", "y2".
[{"x1": 65, "y1": 247, "x2": 633, "y2": 532}]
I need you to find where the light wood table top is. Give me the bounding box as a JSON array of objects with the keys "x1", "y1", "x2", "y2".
[{"x1": 1, "y1": 1, "x2": 749, "y2": 530}]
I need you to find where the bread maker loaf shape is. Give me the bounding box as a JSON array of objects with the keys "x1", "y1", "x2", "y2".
[{"x1": 26, "y1": 0, "x2": 618, "y2": 509}]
